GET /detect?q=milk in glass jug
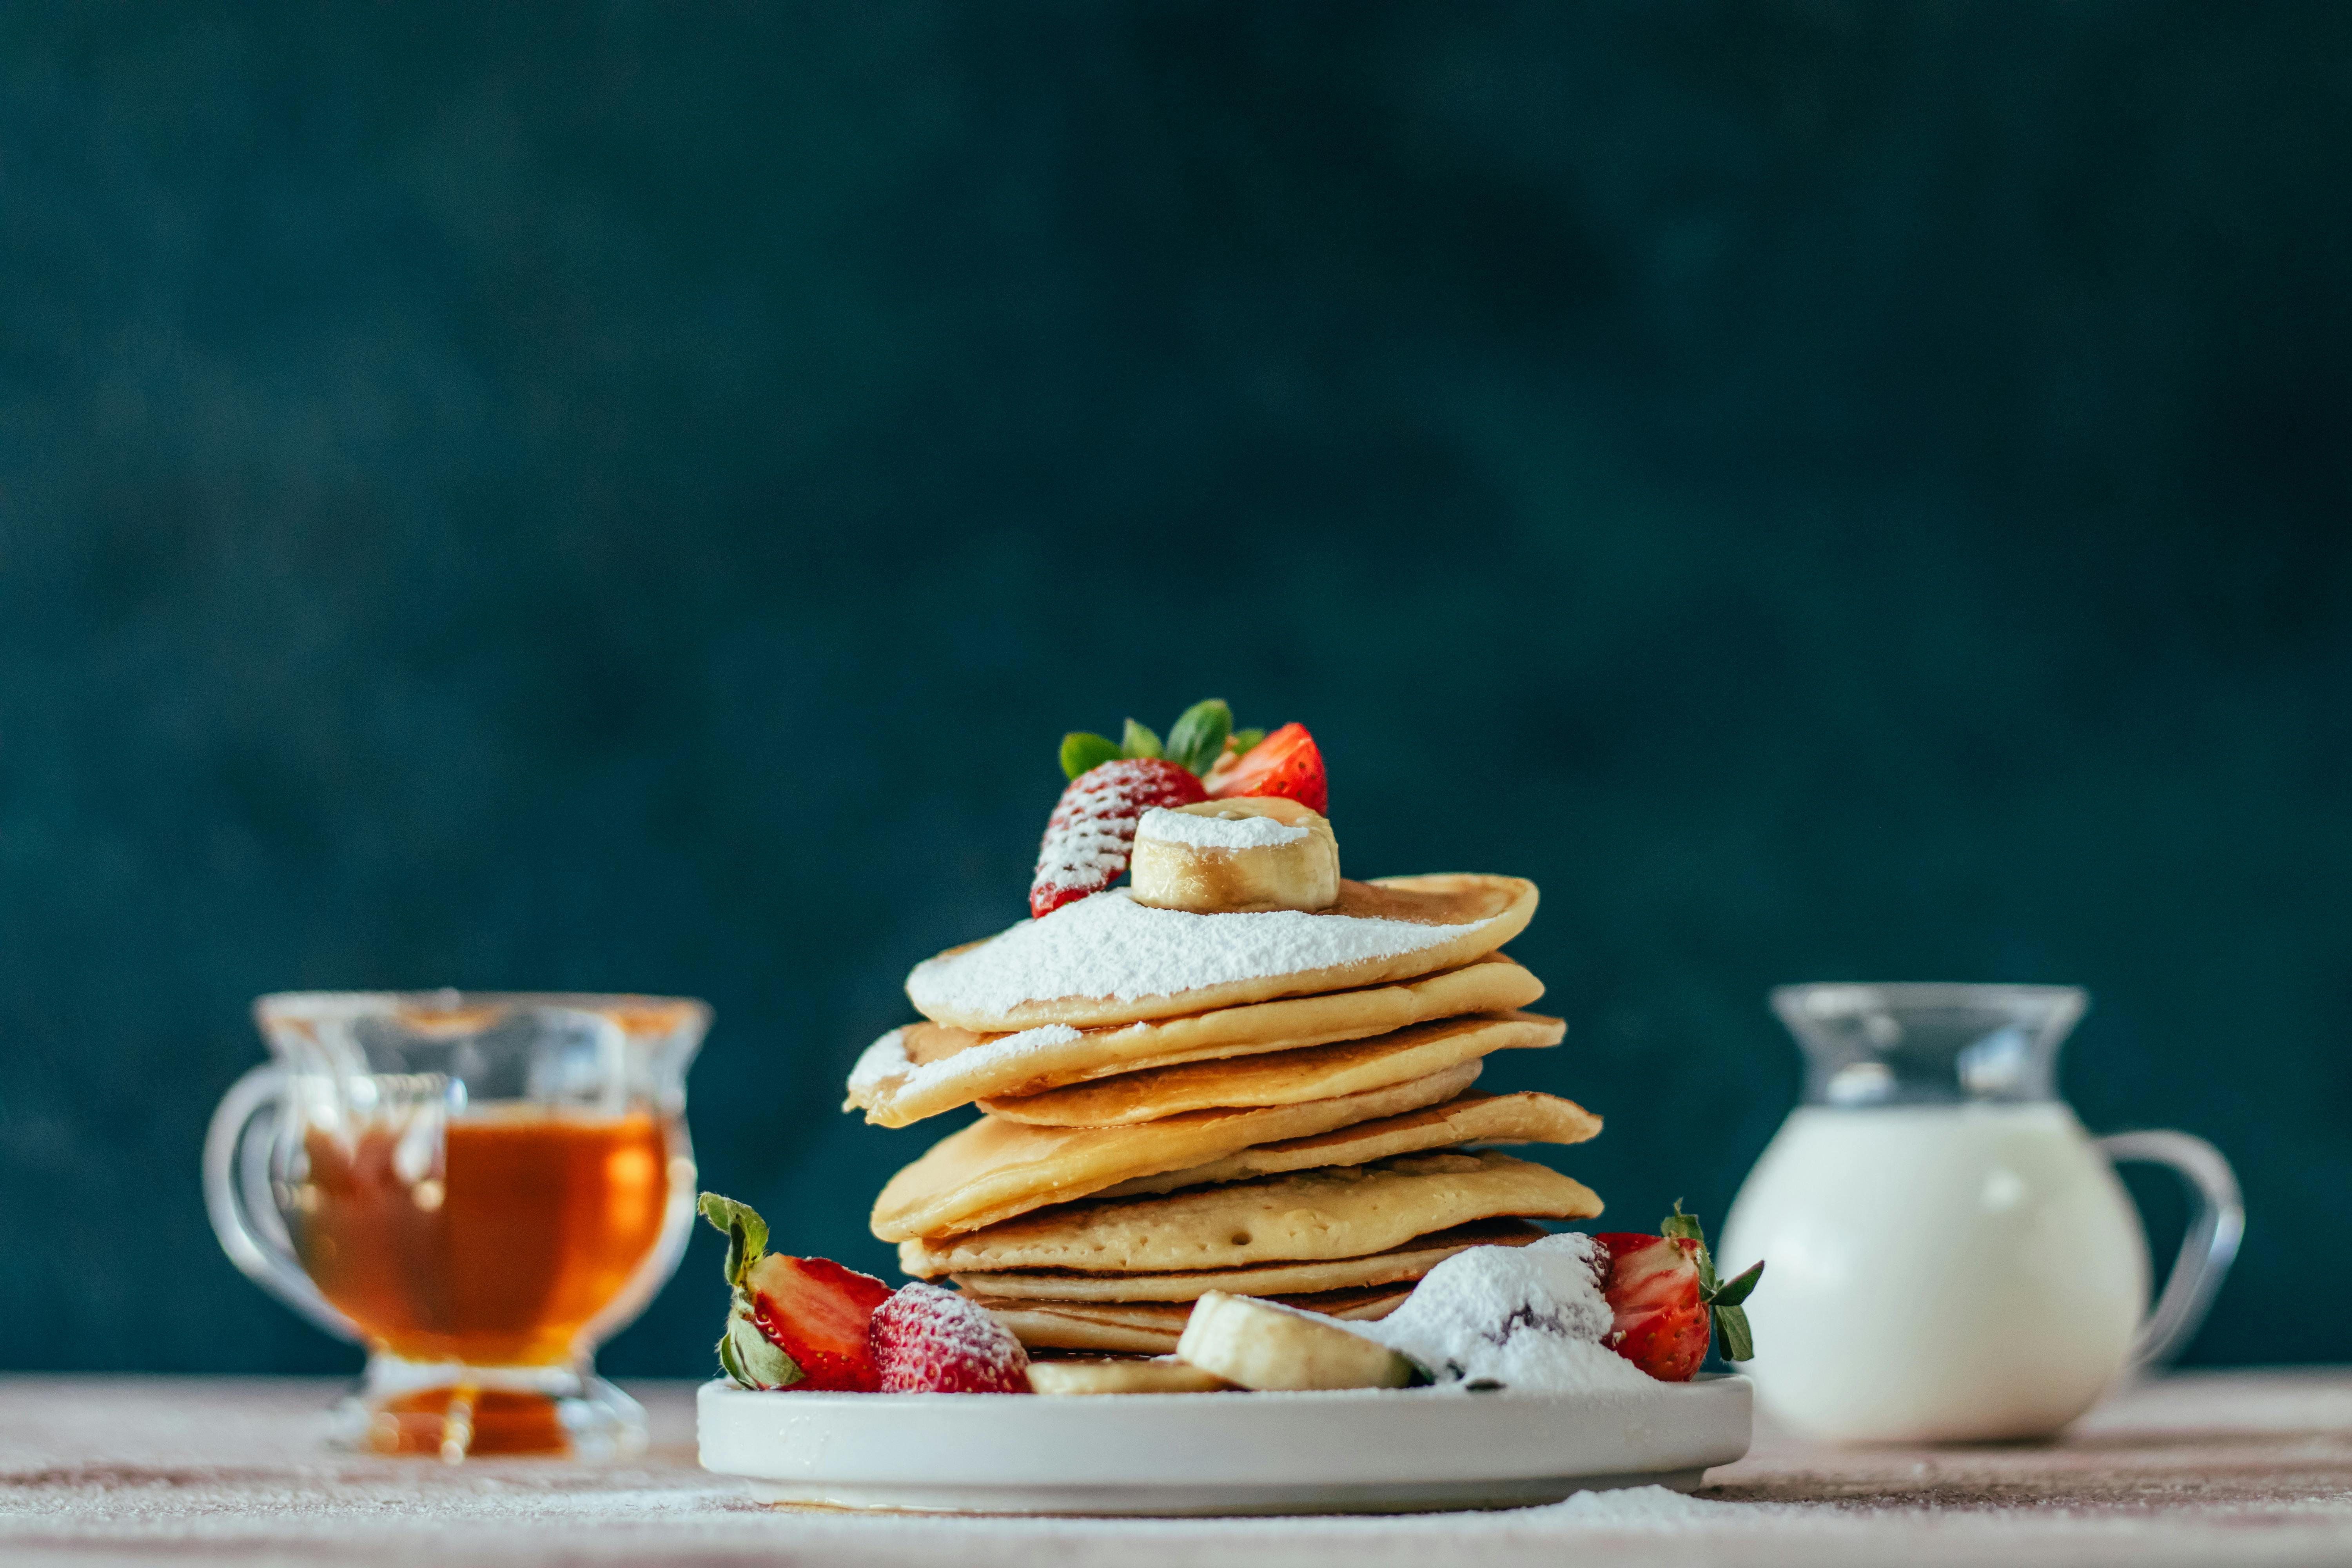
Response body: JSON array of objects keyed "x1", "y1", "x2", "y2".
[{"x1": 1720, "y1": 984, "x2": 2241, "y2": 1444}]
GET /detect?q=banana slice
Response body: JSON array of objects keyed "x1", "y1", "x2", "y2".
[
  {"x1": 1173, "y1": 1290, "x2": 1414, "y2": 1392},
  {"x1": 1129, "y1": 798, "x2": 1340, "y2": 914},
  {"x1": 1025, "y1": 1357, "x2": 1234, "y2": 1396}
]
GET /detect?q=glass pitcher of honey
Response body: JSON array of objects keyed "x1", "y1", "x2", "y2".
[{"x1": 204, "y1": 992, "x2": 707, "y2": 1459}]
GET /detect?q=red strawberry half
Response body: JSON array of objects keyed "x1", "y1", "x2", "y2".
[
  {"x1": 698, "y1": 1193, "x2": 895, "y2": 1392},
  {"x1": 869, "y1": 1284, "x2": 1032, "y2": 1394},
  {"x1": 1591, "y1": 1206, "x2": 1762, "y2": 1382},
  {"x1": 743, "y1": 1253, "x2": 897, "y2": 1392},
  {"x1": 1030, "y1": 757, "x2": 1207, "y2": 918},
  {"x1": 1207, "y1": 722, "x2": 1328, "y2": 816}
]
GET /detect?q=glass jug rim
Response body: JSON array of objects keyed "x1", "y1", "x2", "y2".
[
  {"x1": 1770, "y1": 980, "x2": 2087, "y2": 1107},
  {"x1": 254, "y1": 989, "x2": 712, "y2": 1045},
  {"x1": 1771, "y1": 980, "x2": 2087, "y2": 1013}
]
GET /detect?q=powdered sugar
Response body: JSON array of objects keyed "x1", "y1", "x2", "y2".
[
  {"x1": 907, "y1": 889, "x2": 1486, "y2": 1019},
  {"x1": 1539, "y1": 1483, "x2": 1752, "y2": 1526},
  {"x1": 847, "y1": 1028, "x2": 913, "y2": 1099},
  {"x1": 1355, "y1": 1235, "x2": 1655, "y2": 1395},
  {"x1": 1135, "y1": 807, "x2": 1310, "y2": 850},
  {"x1": 849, "y1": 1023, "x2": 1083, "y2": 1100},
  {"x1": 1033, "y1": 816, "x2": 1132, "y2": 890},
  {"x1": 1030, "y1": 760, "x2": 1207, "y2": 915}
]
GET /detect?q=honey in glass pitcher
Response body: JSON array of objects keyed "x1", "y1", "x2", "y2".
[
  {"x1": 296, "y1": 1109, "x2": 676, "y2": 1367},
  {"x1": 205, "y1": 993, "x2": 707, "y2": 1460}
]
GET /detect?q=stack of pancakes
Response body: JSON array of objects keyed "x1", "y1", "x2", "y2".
[{"x1": 845, "y1": 874, "x2": 1605, "y2": 1354}]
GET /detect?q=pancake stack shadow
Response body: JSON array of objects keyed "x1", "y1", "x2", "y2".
[{"x1": 845, "y1": 875, "x2": 1605, "y2": 1356}]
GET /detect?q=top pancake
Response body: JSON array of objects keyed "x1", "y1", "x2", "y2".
[
  {"x1": 904, "y1": 875, "x2": 1539, "y2": 1031},
  {"x1": 847, "y1": 955, "x2": 1542, "y2": 1127}
]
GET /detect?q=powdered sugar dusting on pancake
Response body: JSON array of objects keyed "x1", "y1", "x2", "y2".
[
  {"x1": 907, "y1": 889, "x2": 1485, "y2": 1020},
  {"x1": 849, "y1": 1022, "x2": 1083, "y2": 1102}
]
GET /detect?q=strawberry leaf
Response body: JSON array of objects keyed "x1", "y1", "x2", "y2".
[
  {"x1": 1708, "y1": 1259, "x2": 1764, "y2": 1309},
  {"x1": 716, "y1": 1327, "x2": 751, "y2": 1387},
  {"x1": 1661, "y1": 1201, "x2": 1721, "y2": 1294},
  {"x1": 1165, "y1": 699, "x2": 1232, "y2": 775},
  {"x1": 1229, "y1": 727, "x2": 1266, "y2": 755},
  {"x1": 721, "y1": 1297, "x2": 804, "y2": 1388},
  {"x1": 699, "y1": 1192, "x2": 768, "y2": 1292},
  {"x1": 1120, "y1": 718, "x2": 1162, "y2": 759},
  {"x1": 1712, "y1": 1301, "x2": 1756, "y2": 1363},
  {"x1": 1060, "y1": 731, "x2": 1122, "y2": 780}
]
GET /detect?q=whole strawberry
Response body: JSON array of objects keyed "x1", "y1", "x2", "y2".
[
  {"x1": 869, "y1": 1283, "x2": 1032, "y2": 1394},
  {"x1": 1591, "y1": 1205, "x2": 1762, "y2": 1382},
  {"x1": 1031, "y1": 757, "x2": 1208, "y2": 917}
]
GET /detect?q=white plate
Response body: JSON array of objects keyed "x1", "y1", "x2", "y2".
[{"x1": 697, "y1": 1374, "x2": 1752, "y2": 1515}]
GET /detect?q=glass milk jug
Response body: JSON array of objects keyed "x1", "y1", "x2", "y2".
[{"x1": 1720, "y1": 984, "x2": 2241, "y2": 1444}]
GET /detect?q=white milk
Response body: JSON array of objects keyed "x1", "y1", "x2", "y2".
[{"x1": 1720, "y1": 1102, "x2": 2148, "y2": 1443}]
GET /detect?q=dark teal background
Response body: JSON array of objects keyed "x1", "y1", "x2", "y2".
[{"x1": 3, "y1": 2, "x2": 2346, "y2": 1376}]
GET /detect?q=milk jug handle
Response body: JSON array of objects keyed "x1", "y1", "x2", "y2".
[
  {"x1": 2096, "y1": 1129, "x2": 2244, "y2": 1369},
  {"x1": 202, "y1": 1065, "x2": 360, "y2": 1343}
]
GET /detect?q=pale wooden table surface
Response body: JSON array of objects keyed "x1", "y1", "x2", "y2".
[{"x1": 8, "y1": 1371, "x2": 2352, "y2": 1566}]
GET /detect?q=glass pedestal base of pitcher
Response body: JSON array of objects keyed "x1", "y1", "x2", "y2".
[{"x1": 327, "y1": 1353, "x2": 648, "y2": 1461}]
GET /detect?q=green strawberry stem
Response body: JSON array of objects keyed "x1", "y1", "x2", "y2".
[
  {"x1": 1662, "y1": 1201, "x2": 1763, "y2": 1365},
  {"x1": 699, "y1": 1192, "x2": 768, "y2": 1292},
  {"x1": 697, "y1": 1192, "x2": 806, "y2": 1388},
  {"x1": 1060, "y1": 731, "x2": 1123, "y2": 779},
  {"x1": 1163, "y1": 699, "x2": 1232, "y2": 774},
  {"x1": 1058, "y1": 699, "x2": 1253, "y2": 780}
]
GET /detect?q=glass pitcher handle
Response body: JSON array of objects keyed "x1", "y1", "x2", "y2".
[
  {"x1": 2095, "y1": 1129, "x2": 2244, "y2": 1369},
  {"x1": 202, "y1": 1064, "x2": 359, "y2": 1343}
]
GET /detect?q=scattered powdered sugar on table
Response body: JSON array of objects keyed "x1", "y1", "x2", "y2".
[
  {"x1": 1134, "y1": 806, "x2": 1310, "y2": 850},
  {"x1": 849, "y1": 1022, "x2": 1084, "y2": 1099},
  {"x1": 1536, "y1": 1484, "x2": 1761, "y2": 1527},
  {"x1": 1354, "y1": 1234, "x2": 1654, "y2": 1395},
  {"x1": 907, "y1": 889, "x2": 1484, "y2": 1016}
]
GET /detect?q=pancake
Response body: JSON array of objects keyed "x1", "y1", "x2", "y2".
[
  {"x1": 869, "y1": 1062, "x2": 1484, "y2": 1242},
  {"x1": 976, "y1": 1311, "x2": 1170, "y2": 1355},
  {"x1": 898, "y1": 1151, "x2": 1602, "y2": 1277},
  {"x1": 906, "y1": 875, "x2": 1539, "y2": 1032},
  {"x1": 974, "y1": 1284, "x2": 1412, "y2": 1355},
  {"x1": 979, "y1": 1011, "x2": 1562, "y2": 1126},
  {"x1": 847, "y1": 955, "x2": 1543, "y2": 1127},
  {"x1": 1089, "y1": 1090, "x2": 1601, "y2": 1199},
  {"x1": 952, "y1": 1216, "x2": 1545, "y2": 1303}
]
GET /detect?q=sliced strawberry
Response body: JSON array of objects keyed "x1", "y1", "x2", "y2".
[
  {"x1": 744, "y1": 1253, "x2": 896, "y2": 1392},
  {"x1": 1591, "y1": 1233, "x2": 1710, "y2": 1381},
  {"x1": 1030, "y1": 757, "x2": 1207, "y2": 917},
  {"x1": 869, "y1": 1284, "x2": 1032, "y2": 1394},
  {"x1": 1592, "y1": 1206, "x2": 1762, "y2": 1381},
  {"x1": 697, "y1": 1192, "x2": 896, "y2": 1392},
  {"x1": 1207, "y1": 722, "x2": 1327, "y2": 816}
]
